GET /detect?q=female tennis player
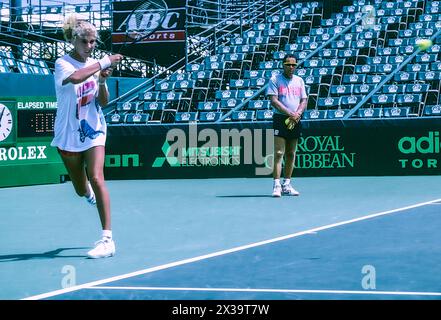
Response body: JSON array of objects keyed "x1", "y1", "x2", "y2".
[{"x1": 51, "y1": 15, "x2": 123, "y2": 258}]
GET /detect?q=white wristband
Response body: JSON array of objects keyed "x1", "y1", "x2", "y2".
[{"x1": 98, "y1": 56, "x2": 111, "y2": 70}]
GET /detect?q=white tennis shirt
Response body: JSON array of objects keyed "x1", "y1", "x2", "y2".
[{"x1": 51, "y1": 55, "x2": 107, "y2": 152}]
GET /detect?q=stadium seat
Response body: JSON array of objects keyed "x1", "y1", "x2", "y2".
[
  {"x1": 141, "y1": 99, "x2": 163, "y2": 110},
  {"x1": 327, "y1": 108, "x2": 350, "y2": 119},
  {"x1": 358, "y1": 108, "x2": 383, "y2": 118},
  {"x1": 423, "y1": 105, "x2": 441, "y2": 116},
  {"x1": 371, "y1": 94, "x2": 396, "y2": 107},
  {"x1": 353, "y1": 84, "x2": 376, "y2": 94},
  {"x1": 330, "y1": 84, "x2": 352, "y2": 96},
  {"x1": 340, "y1": 95, "x2": 362, "y2": 108},
  {"x1": 383, "y1": 84, "x2": 405, "y2": 94},
  {"x1": 407, "y1": 63, "x2": 429, "y2": 72},
  {"x1": 405, "y1": 83, "x2": 430, "y2": 93},
  {"x1": 175, "y1": 112, "x2": 197, "y2": 123},
  {"x1": 125, "y1": 113, "x2": 149, "y2": 124},
  {"x1": 197, "y1": 101, "x2": 219, "y2": 111},
  {"x1": 138, "y1": 91, "x2": 160, "y2": 101},
  {"x1": 116, "y1": 101, "x2": 140, "y2": 113},
  {"x1": 383, "y1": 107, "x2": 410, "y2": 117},
  {"x1": 317, "y1": 97, "x2": 339, "y2": 109},
  {"x1": 248, "y1": 100, "x2": 270, "y2": 110},
  {"x1": 199, "y1": 112, "x2": 222, "y2": 122},
  {"x1": 302, "y1": 109, "x2": 327, "y2": 120},
  {"x1": 343, "y1": 74, "x2": 366, "y2": 84},
  {"x1": 155, "y1": 81, "x2": 174, "y2": 91},
  {"x1": 220, "y1": 98, "x2": 242, "y2": 109},
  {"x1": 105, "y1": 113, "x2": 123, "y2": 124},
  {"x1": 256, "y1": 109, "x2": 274, "y2": 120},
  {"x1": 231, "y1": 110, "x2": 255, "y2": 121}
]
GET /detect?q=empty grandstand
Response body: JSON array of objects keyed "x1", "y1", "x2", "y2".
[{"x1": 99, "y1": 0, "x2": 441, "y2": 125}]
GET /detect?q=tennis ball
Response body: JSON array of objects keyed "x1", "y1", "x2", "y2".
[
  {"x1": 285, "y1": 118, "x2": 294, "y2": 130},
  {"x1": 416, "y1": 39, "x2": 433, "y2": 51}
]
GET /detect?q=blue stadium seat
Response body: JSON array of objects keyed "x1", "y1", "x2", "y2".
[
  {"x1": 317, "y1": 97, "x2": 339, "y2": 109},
  {"x1": 199, "y1": 112, "x2": 222, "y2": 122},
  {"x1": 358, "y1": 108, "x2": 383, "y2": 118},
  {"x1": 330, "y1": 84, "x2": 352, "y2": 96},
  {"x1": 175, "y1": 112, "x2": 197, "y2": 123},
  {"x1": 174, "y1": 80, "x2": 195, "y2": 91},
  {"x1": 327, "y1": 108, "x2": 350, "y2": 119},
  {"x1": 116, "y1": 101, "x2": 140, "y2": 113},
  {"x1": 371, "y1": 94, "x2": 396, "y2": 106},
  {"x1": 340, "y1": 95, "x2": 362, "y2": 108},
  {"x1": 105, "y1": 113, "x2": 123, "y2": 124},
  {"x1": 155, "y1": 81, "x2": 174, "y2": 91},
  {"x1": 231, "y1": 110, "x2": 255, "y2": 121},
  {"x1": 143, "y1": 102, "x2": 165, "y2": 112},
  {"x1": 343, "y1": 74, "x2": 366, "y2": 84},
  {"x1": 353, "y1": 84, "x2": 376, "y2": 94},
  {"x1": 382, "y1": 84, "x2": 405, "y2": 94},
  {"x1": 407, "y1": 63, "x2": 429, "y2": 72},
  {"x1": 256, "y1": 109, "x2": 274, "y2": 120},
  {"x1": 302, "y1": 109, "x2": 327, "y2": 120},
  {"x1": 125, "y1": 113, "x2": 149, "y2": 124},
  {"x1": 423, "y1": 105, "x2": 441, "y2": 116},
  {"x1": 248, "y1": 100, "x2": 270, "y2": 110},
  {"x1": 138, "y1": 91, "x2": 159, "y2": 101},
  {"x1": 220, "y1": 98, "x2": 242, "y2": 109},
  {"x1": 197, "y1": 101, "x2": 219, "y2": 111},
  {"x1": 383, "y1": 107, "x2": 410, "y2": 117}
]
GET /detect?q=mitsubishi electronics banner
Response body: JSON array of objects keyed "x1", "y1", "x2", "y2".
[{"x1": 112, "y1": 0, "x2": 185, "y2": 64}]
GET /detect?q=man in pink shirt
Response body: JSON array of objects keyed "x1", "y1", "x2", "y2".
[{"x1": 266, "y1": 54, "x2": 308, "y2": 197}]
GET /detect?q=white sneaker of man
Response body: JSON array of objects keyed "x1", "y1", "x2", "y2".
[
  {"x1": 282, "y1": 183, "x2": 300, "y2": 196},
  {"x1": 87, "y1": 238, "x2": 115, "y2": 259},
  {"x1": 272, "y1": 184, "x2": 282, "y2": 197}
]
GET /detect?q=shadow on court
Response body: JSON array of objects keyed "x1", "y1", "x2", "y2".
[
  {"x1": 216, "y1": 195, "x2": 274, "y2": 198},
  {"x1": 0, "y1": 248, "x2": 89, "y2": 262}
]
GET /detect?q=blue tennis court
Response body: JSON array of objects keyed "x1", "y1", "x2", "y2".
[{"x1": 1, "y1": 176, "x2": 441, "y2": 300}]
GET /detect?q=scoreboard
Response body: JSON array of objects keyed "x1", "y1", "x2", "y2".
[{"x1": 17, "y1": 98, "x2": 57, "y2": 138}]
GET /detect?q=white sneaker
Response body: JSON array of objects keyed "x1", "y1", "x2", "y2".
[
  {"x1": 272, "y1": 184, "x2": 282, "y2": 197},
  {"x1": 85, "y1": 182, "x2": 96, "y2": 206},
  {"x1": 282, "y1": 183, "x2": 300, "y2": 196},
  {"x1": 87, "y1": 238, "x2": 115, "y2": 259}
]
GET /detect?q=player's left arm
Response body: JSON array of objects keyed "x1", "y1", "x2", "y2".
[{"x1": 293, "y1": 98, "x2": 307, "y2": 123}]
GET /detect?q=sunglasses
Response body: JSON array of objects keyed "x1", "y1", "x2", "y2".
[{"x1": 283, "y1": 63, "x2": 297, "y2": 67}]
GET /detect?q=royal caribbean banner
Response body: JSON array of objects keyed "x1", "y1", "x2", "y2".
[
  {"x1": 104, "y1": 118, "x2": 441, "y2": 180},
  {"x1": 112, "y1": 0, "x2": 185, "y2": 64}
]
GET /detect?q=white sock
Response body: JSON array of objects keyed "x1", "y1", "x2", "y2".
[
  {"x1": 86, "y1": 183, "x2": 95, "y2": 199},
  {"x1": 274, "y1": 179, "x2": 281, "y2": 186},
  {"x1": 284, "y1": 178, "x2": 291, "y2": 185},
  {"x1": 102, "y1": 230, "x2": 112, "y2": 240}
]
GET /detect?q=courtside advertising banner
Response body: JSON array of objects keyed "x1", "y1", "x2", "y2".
[{"x1": 104, "y1": 119, "x2": 441, "y2": 179}]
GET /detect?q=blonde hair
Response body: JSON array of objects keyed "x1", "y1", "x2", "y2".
[{"x1": 62, "y1": 14, "x2": 98, "y2": 43}]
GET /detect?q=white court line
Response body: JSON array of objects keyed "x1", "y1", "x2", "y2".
[
  {"x1": 89, "y1": 286, "x2": 441, "y2": 297},
  {"x1": 23, "y1": 198, "x2": 441, "y2": 300}
]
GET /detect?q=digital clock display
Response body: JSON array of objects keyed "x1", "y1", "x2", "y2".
[{"x1": 18, "y1": 109, "x2": 56, "y2": 137}]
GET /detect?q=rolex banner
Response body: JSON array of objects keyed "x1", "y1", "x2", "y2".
[
  {"x1": 112, "y1": 0, "x2": 185, "y2": 64},
  {"x1": 104, "y1": 118, "x2": 441, "y2": 179}
]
